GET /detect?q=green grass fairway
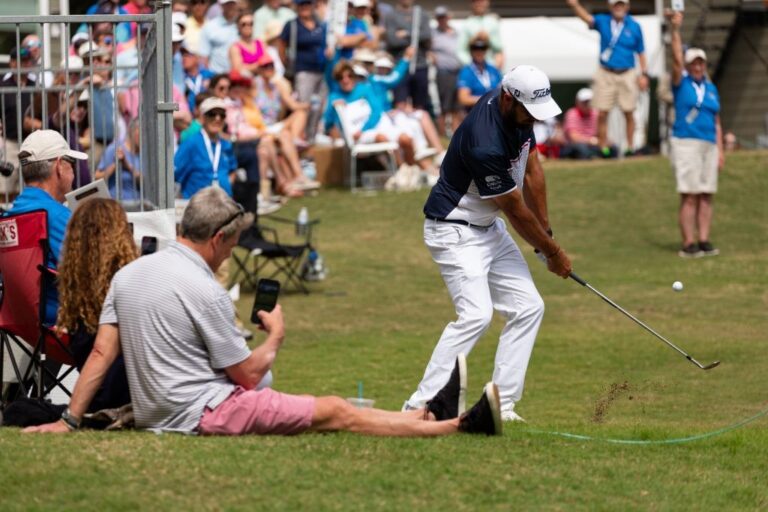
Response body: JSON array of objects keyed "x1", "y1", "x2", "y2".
[{"x1": 2, "y1": 152, "x2": 767, "y2": 511}]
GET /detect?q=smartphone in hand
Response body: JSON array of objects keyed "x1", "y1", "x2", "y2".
[
  {"x1": 251, "y1": 279, "x2": 280, "y2": 325},
  {"x1": 141, "y1": 236, "x2": 158, "y2": 256}
]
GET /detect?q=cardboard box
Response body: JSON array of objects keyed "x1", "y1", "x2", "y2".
[{"x1": 313, "y1": 146, "x2": 346, "y2": 187}]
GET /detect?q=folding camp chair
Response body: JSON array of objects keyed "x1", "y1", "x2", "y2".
[
  {"x1": 0, "y1": 210, "x2": 76, "y2": 407},
  {"x1": 335, "y1": 102, "x2": 398, "y2": 191},
  {"x1": 229, "y1": 215, "x2": 320, "y2": 295}
]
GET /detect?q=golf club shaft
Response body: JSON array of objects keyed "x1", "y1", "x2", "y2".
[{"x1": 569, "y1": 272, "x2": 714, "y2": 369}]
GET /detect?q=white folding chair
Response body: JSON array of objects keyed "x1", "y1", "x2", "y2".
[{"x1": 334, "y1": 102, "x2": 398, "y2": 191}]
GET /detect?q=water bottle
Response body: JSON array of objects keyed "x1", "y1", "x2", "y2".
[
  {"x1": 307, "y1": 94, "x2": 322, "y2": 143},
  {"x1": 296, "y1": 206, "x2": 309, "y2": 236}
]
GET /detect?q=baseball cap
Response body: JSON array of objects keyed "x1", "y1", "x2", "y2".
[
  {"x1": 374, "y1": 57, "x2": 393, "y2": 69},
  {"x1": 256, "y1": 53, "x2": 274, "y2": 67},
  {"x1": 228, "y1": 71, "x2": 252, "y2": 88},
  {"x1": 218, "y1": 0, "x2": 237, "y2": 4},
  {"x1": 171, "y1": 23, "x2": 185, "y2": 43},
  {"x1": 77, "y1": 41, "x2": 109, "y2": 59},
  {"x1": 435, "y1": 6, "x2": 448, "y2": 17},
  {"x1": 263, "y1": 20, "x2": 283, "y2": 42},
  {"x1": 172, "y1": 11, "x2": 188, "y2": 29},
  {"x1": 353, "y1": 48, "x2": 377, "y2": 63},
  {"x1": 199, "y1": 97, "x2": 228, "y2": 115},
  {"x1": 62, "y1": 55, "x2": 85, "y2": 72},
  {"x1": 608, "y1": 0, "x2": 628, "y2": 5},
  {"x1": 71, "y1": 32, "x2": 90, "y2": 47},
  {"x1": 352, "y1": 64, "x2": 369, "y2": 78},
  {"x1": 684, "y1": 48, "x2": 707, "y2": 64},
  {"x1": 19, "y1": 130, "x2": 88, "y2": 164},
  {"x1": 351, "y1": 0, "x2": 370, "y2": 6},
  {"x1": 576, "y1": 87, "x2": 593, "y2": 102},
  {"x1": 501, "y1": 65, "x2": 562, "y2": 121}
]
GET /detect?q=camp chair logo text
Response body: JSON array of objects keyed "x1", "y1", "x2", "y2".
[{"x1": 0, "y1": 219, "x2": 19, "y2": 248}]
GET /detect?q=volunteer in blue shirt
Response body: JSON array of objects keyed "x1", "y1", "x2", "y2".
[
  {"x1": 5, "y1": 130, "x2": 88, "y2": 325},
  {"x1": 403, "y1": 66, "x2": 572, "y2": 423},
  {"x1": 667, "y1": 10, "x2": 723, "y2": 258},
  {"x1": 456, "y1": 36, "x2": 502, "y2": 111},
  {"x1": 567, "y1": 0, "x2": 649, "y2": 155},
  {"x1": 175, "y1": 97, "x2": 238, "y2": 198}
]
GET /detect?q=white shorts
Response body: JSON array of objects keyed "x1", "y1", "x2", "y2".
[{"x1": 670, "y1": 137, "x2": 719, "y2": 194}]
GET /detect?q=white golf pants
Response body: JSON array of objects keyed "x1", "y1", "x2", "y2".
[{"x1": 407, "y1": 218, "x2": 544, "y2": 410}]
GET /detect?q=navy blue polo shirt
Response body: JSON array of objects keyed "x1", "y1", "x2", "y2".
[
  {"x1": 280, "y1": 17, "x2": 327, "y2": 74},
  {"x1": 424, "y1": 88, "x2": 536, "y2": 227}
]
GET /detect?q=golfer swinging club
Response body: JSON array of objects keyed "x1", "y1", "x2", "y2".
[{"x1": 403, "y1": 65, "x2": 572, "y2": 422}]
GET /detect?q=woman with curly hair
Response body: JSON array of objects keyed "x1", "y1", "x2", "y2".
[{"x1": 57, "y1": 198, "x2": 137, "y2": 412}]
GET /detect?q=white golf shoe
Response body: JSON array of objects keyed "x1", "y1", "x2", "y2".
[{"x1": 500, "y1": 404, "x2": 526, "y2": 423}]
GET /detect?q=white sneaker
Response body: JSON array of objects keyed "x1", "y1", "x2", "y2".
[
  {"x1": 500, "y1": 404, "x2": 526, "y2": 423},
  {"x1": 258, "y1": 202, "x2": 281, "y2": 216}
]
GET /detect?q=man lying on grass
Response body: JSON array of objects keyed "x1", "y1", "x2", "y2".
[{"x1": 25, "y1": 187, "x2": 502, "y2": 437}]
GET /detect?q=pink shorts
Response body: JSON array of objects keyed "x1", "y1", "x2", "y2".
[{"x1": 198, "y1": 386, "x2": 315, "y2": 436}]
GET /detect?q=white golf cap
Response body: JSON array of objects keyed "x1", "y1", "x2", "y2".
[
  {"x1": 353, "y1": 48, "x2": 377, "y2": 63},
  {"x1": 576, "y1": 87, "x2": 593, "y2": 102},
  {"x1": 684, "y1": 47, "x2": 707, "y2": 64},
  {"x1": 199, "y1": 97, "x2": 228, "y2": 115},
  {"x1": 351, "y1": 0, "x2": 370, "y2": 6},
  {"x1": 61, "y1": 55, "x2": 84, "y2": 72},
  {"x1": 608, "y1": 0, "x2": 628, "y2": 5},
  {"x1": 171, "y1": 23, "x2": 185, "y2": 43},
  {"x1": 71, "y1": 32, "x2": 90, "y2": 46},
  {"x1": 77, "y1": 41, "x2": 108, "y2": 59},
  {"x1": 218, "y1": 0, "x2": 237, "y2": 4},
  {"x1": 352, "y1": 64, "x2": 369, "y2": 78},
  {"x1": 19, "y1": 130, "x2": 88, "y2": 164},
  {"x1": 501, "y1": 65, "x2": 562, "y2": 121},
  {"x1": 172, "y1": 11, "x2": 188, "y2": 29},
  {"x1": 374, "y1": 57, "x2": 393, "y2": 69},
  {"x1": 77, "y1": 89, "x2": 90, "y2": 103}
]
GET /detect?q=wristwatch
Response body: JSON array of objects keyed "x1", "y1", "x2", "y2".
[{"x1": 61, "y1": 407, "x2": 82, "y2": 431}]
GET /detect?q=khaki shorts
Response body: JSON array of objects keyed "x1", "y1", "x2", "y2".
[
  {"x1": 670, "y1": 137, "x2": 719, "y2": 194},
  {"x1": 592, "y1": 67, "x2": 639, "y2": 113}
]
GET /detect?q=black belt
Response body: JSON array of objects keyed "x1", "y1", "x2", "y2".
[
  {"x1": 426, "y1": 216, "x2": 494, "y2": 230},
  {"x1": 601, "y1": 66, "x2": 632, "y2": 74}
]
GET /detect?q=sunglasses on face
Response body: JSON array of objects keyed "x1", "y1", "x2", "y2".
[
  {"x1": 205, "y1": 110, "x2": 226, "y2": 120},
  {"x1": 216, "y1": 84, "x2": 230, "y2": 91},
  {"x1": 239, "y1": 21, "x2": 253, "y2": 27},
  {"x1": 61, "y1": 156, "x2": 77, "y2": 166}
]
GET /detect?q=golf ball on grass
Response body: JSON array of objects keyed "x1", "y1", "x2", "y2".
[{"x1": 672, "y1": 281, "x2": 684, "y2": 292}]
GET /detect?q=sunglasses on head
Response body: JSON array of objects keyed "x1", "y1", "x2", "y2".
[{"x1": 213, "y1": 202, "x2": 245, "y2": 235}]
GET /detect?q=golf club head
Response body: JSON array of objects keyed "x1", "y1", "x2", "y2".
[{"x1": 700, "y1": 361, "x2": 721, "y2": 370}]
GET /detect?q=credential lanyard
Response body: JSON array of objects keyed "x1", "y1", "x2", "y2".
[
  {"x1": 185, "y1": 74, "x2": 203, "y2": 94},
  {"x1": 471, "y1": 63, "x2": 491, "y2": 90},
  {"x1": 608, "y1": 20, "x2": 624, "y2": 50},
  {"x1": 201, "y1": 129, "x2": 221, "y2": 187},
  {"x1": 691, "y1": 80, "x2": 706, "y2": 109}
]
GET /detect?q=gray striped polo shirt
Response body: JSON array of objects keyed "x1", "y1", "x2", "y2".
[{"x1": 99, "y1": 241, "x2": 251, "y2": 433}]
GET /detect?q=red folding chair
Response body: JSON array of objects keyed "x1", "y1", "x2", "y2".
[{"x1": 0, "y1": 209, "x2": 75, "y2": 406}]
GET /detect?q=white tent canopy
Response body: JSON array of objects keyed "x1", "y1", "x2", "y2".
[{"x1": 449, "y1": 15, "x2": 664, "y2": 81}]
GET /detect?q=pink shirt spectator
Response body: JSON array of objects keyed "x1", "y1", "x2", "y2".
[{"x1": 563, "y1": 106, "x2": 598, "y2": 143}]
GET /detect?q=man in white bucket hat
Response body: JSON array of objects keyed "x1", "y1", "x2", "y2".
[{"x1": 404, "y1": 65, "x2": 572, "y2": 423}]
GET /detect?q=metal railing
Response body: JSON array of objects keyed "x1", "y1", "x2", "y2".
[{"x1": 0, "y1": 3, "x2": 175, "y2": 210}]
